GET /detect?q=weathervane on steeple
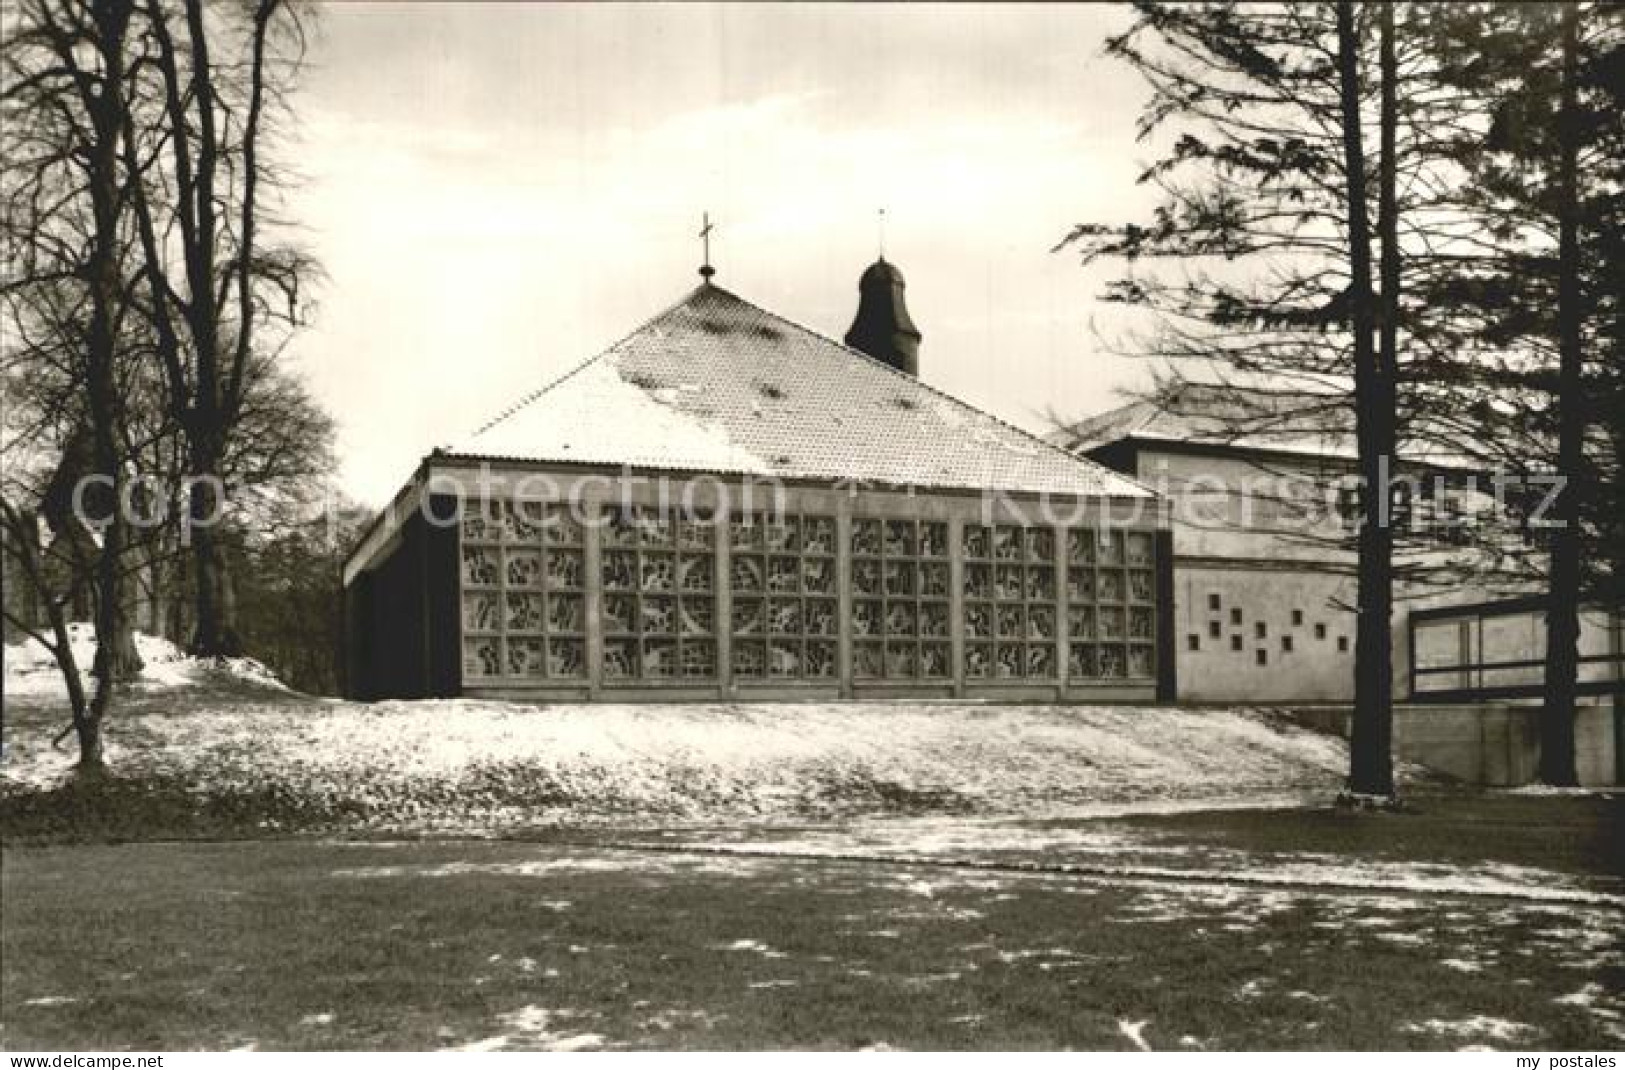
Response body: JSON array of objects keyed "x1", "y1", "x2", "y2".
[{"x1": 698, "y1": 212, "x2": 716, "y2": 280}]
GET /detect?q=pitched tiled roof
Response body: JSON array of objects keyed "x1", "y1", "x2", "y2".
[
  {"x1": 453, "y1": 283, "x2": 1150, "y2": 499},
  {"x1": 1046, "y1": 385, "x2": 1358, "y2": 461},
  {"x1": 1050, "y1": 385, "x2": 1494, "y2": 475}
]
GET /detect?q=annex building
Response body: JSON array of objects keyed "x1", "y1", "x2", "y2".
[{"x1": 1050, "y1": 386, "x2": 1623, "y2": 712}]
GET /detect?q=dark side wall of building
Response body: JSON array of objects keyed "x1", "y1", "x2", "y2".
[{"x1": 343, "y1": 495, "x2": 459, "y2": 700}]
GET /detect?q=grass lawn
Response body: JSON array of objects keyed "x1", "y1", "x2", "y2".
[
  {"x1": 3, "y1": 678, "x2": 1619, "y2": 1050},
  {"x1": 1110, "y1": 790, "x2": 1625, "y2": 878},
  {"x1": 3, "y1": 838, "x2": 1621, "y2": 1051}
]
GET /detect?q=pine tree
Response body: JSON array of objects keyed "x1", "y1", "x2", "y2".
[
  {"x1": 1417, "y1": 1, "x2": 1625, "y2": 783},
  {"x1": 1058, "y1": 1, "x2": 1406, "y2": 798}
]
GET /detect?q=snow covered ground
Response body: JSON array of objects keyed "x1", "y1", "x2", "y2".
[
  {"x1": 618, "y1": 821, "x2": 1625, "y2": 905},
  {"x1": 4, "y1": 627, "x2": 1358, "y2": 824},
  {"x1": 3, "y1": 624, "x2": 285, "y2": 698},
  {"x1": 2, "y1": 650, "x2": 1355, "y2": 826}
]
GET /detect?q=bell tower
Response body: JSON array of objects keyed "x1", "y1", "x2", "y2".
[{"x1": 844, "y1": 257, "x2": 922, "y2": 377}]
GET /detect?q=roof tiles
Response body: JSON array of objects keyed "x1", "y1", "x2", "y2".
[{"x1": 455, "y1": 283, "x2": 1150, "y2": 499}]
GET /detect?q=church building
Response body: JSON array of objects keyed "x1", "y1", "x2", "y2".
[{"x1": 341, "y1": 257, "x2": 1172, "y2": 703}]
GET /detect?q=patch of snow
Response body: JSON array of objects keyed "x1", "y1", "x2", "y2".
[
  {"x1": 331, "y1": 856, "x2": 767, "y2": 881},
  {"x1": 1077, "y1": 858, "x2": 1623, "y2": 907},
  {"x1": 996, "y1": 948, "x2": 1087, "y2": 965},
  {"x1": 1552, "y1": 982, "x2": 1625, "y2": 1039},
  {"x1": 1118, "y1": 1019, "x2": 1152, "y2": 1051},
  {"x1": 463, "y1": 356, "x2": 770, "y2": 474},
  {"x1": 716, "y1": 939, "x2": 787, "y2": 960},
  {"x1": 1440, "y1": 958, "x2": 1484, "y2": 973},
  {"x1": 21, "y1": 996, "x2": 78, "y2": 1007},
  {"x1": 1404, "y1": 1016, "x2": 1536, "y2": 1046},
  {"x1": 1555, "y1": 983, "x2": 1607, "y2": 1009},
  {"x1": 1376, "y1": 931, "x2": 1429, "y2": 946},
  {"x1": 449, "y1": 1006, "x2": 604, "y2": 1053},
  {"x1": 3, "y1": 624, "x2": 285, "y2": 705},
  {"x1": 640, "y1": 1008, "x2": 723, "y2": 1032},
  {"x1": 1503, "y1": 784, "x2": 1615, "y2": 797},
  {"x1": 298, "y1": 1012, "x2": 335, "y2": 1027}
]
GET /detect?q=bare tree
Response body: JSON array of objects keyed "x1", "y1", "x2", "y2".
[
  {"x1": 1, "y1": 0, "x2": 142, "y2": 770},
  {"x1": 119, "y1": 0, "x2": 315, "y2": 656}
]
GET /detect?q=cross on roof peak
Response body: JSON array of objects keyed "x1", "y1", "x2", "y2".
[{"x1": 698, "y1": 212, "x2": 716, "y2": 281}]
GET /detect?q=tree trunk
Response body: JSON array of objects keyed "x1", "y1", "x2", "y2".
[
  {"x1": 189, "y1": 463, "x2": 244, "y2": 657},
  {"x1": 55, "y1": 607, "x2": 103, "y2": 776},
  {"x1": 74, "y1": 706, "x2": 105, "y2": 775},
  {"x1": 99, "y1": 579, "x2": 144, "y2": 680},
  {"x1": 85, "y1": 0, "x2": 141, "y2": 688},
  {"x1": 1539, "y1": 0, "x2": 1584, "y2": 787},
  {"x1": 21, "y1": 511, "x2": 104, "y2": 775},
  {"x1": 164, "y1": 528, "x2": 189, "y2": 645},
  {"x1": 1340, "y1": 0, "x2": 1397, "y2": 799}
]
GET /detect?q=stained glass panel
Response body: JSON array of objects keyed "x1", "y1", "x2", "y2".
[
  {"x1": 600, "y1": 506, "x2": 718, "y2": 680},
  {"x1": 853, "y1": 517, "x2": 947, "y2": 680},
  {"x1": 1055, "y1": 526, "x2": 1157, "y2": 681},
  {"x1": 462, "y1": 547, "x2": 499, "y2": 587},
  {"x1": 463, "y1": 637, "x2": 500, "y2": 678},
  {"x1": 506, "y1": 593, "x2": 545, "y2": 632},
  {"x1": 507, "y1": 550, "x2": 543, "y2": 588},
  {"x1": 463, "y1": 592, "x2": 499, "y2": 633},
  {"x1": 732, "y1": 511, "x2": 838, "y2": 680},
  {"x1": 548, "y1": 639, "x2": 583, "y2": 677},
  {"x1": 507, "y1": 637, "x2": 546, "y2": 676},
  {"x1": 964, "y1": 523, "x2": 1056, "y2": 679},
  {"x1": 459, "y1": 501, "x2": 586, "y2": 680}
]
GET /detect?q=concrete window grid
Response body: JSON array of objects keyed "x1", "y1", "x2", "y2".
[
  {"x1": 732, "y1": 512, "x2": 838, "y2": 680},
  {"x1": 459, "y1": 501, "x2": 587, "y2": 682},
  {"x1": 600, "y1": 505, "x2": 717, "y2": 681}
]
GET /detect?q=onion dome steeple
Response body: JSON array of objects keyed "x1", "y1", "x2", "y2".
[{"x1": 844, "y1": 257, "x2": 921, "y2": 377}]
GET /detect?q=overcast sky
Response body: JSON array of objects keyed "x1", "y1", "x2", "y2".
[{"x1": 287, "y1": 2, "x2": 1162, "y2": 505}]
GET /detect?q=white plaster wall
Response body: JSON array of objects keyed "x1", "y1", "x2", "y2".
[
  {"x1": 1136, "y1": 445, "x2": 1582, "y2": 705},
  {"x1": 1173, "y1": 564, "x2": 1357, "y2": 703},
  {"x1": 1138, "y1": 450, "x2": 1352, "y2": 564}
]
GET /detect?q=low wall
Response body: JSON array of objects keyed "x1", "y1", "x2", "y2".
[{"x1": 1283, "y1": 701, "x2": 1621, "y2": 787}]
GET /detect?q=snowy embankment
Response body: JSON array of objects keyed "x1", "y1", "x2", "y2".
[
  {"x1": 4, "y1": 630, "x2": 1351, "y2": 830},
  {"x1": 4, "y1": 623, "x2": 285, "y2": 698}
]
